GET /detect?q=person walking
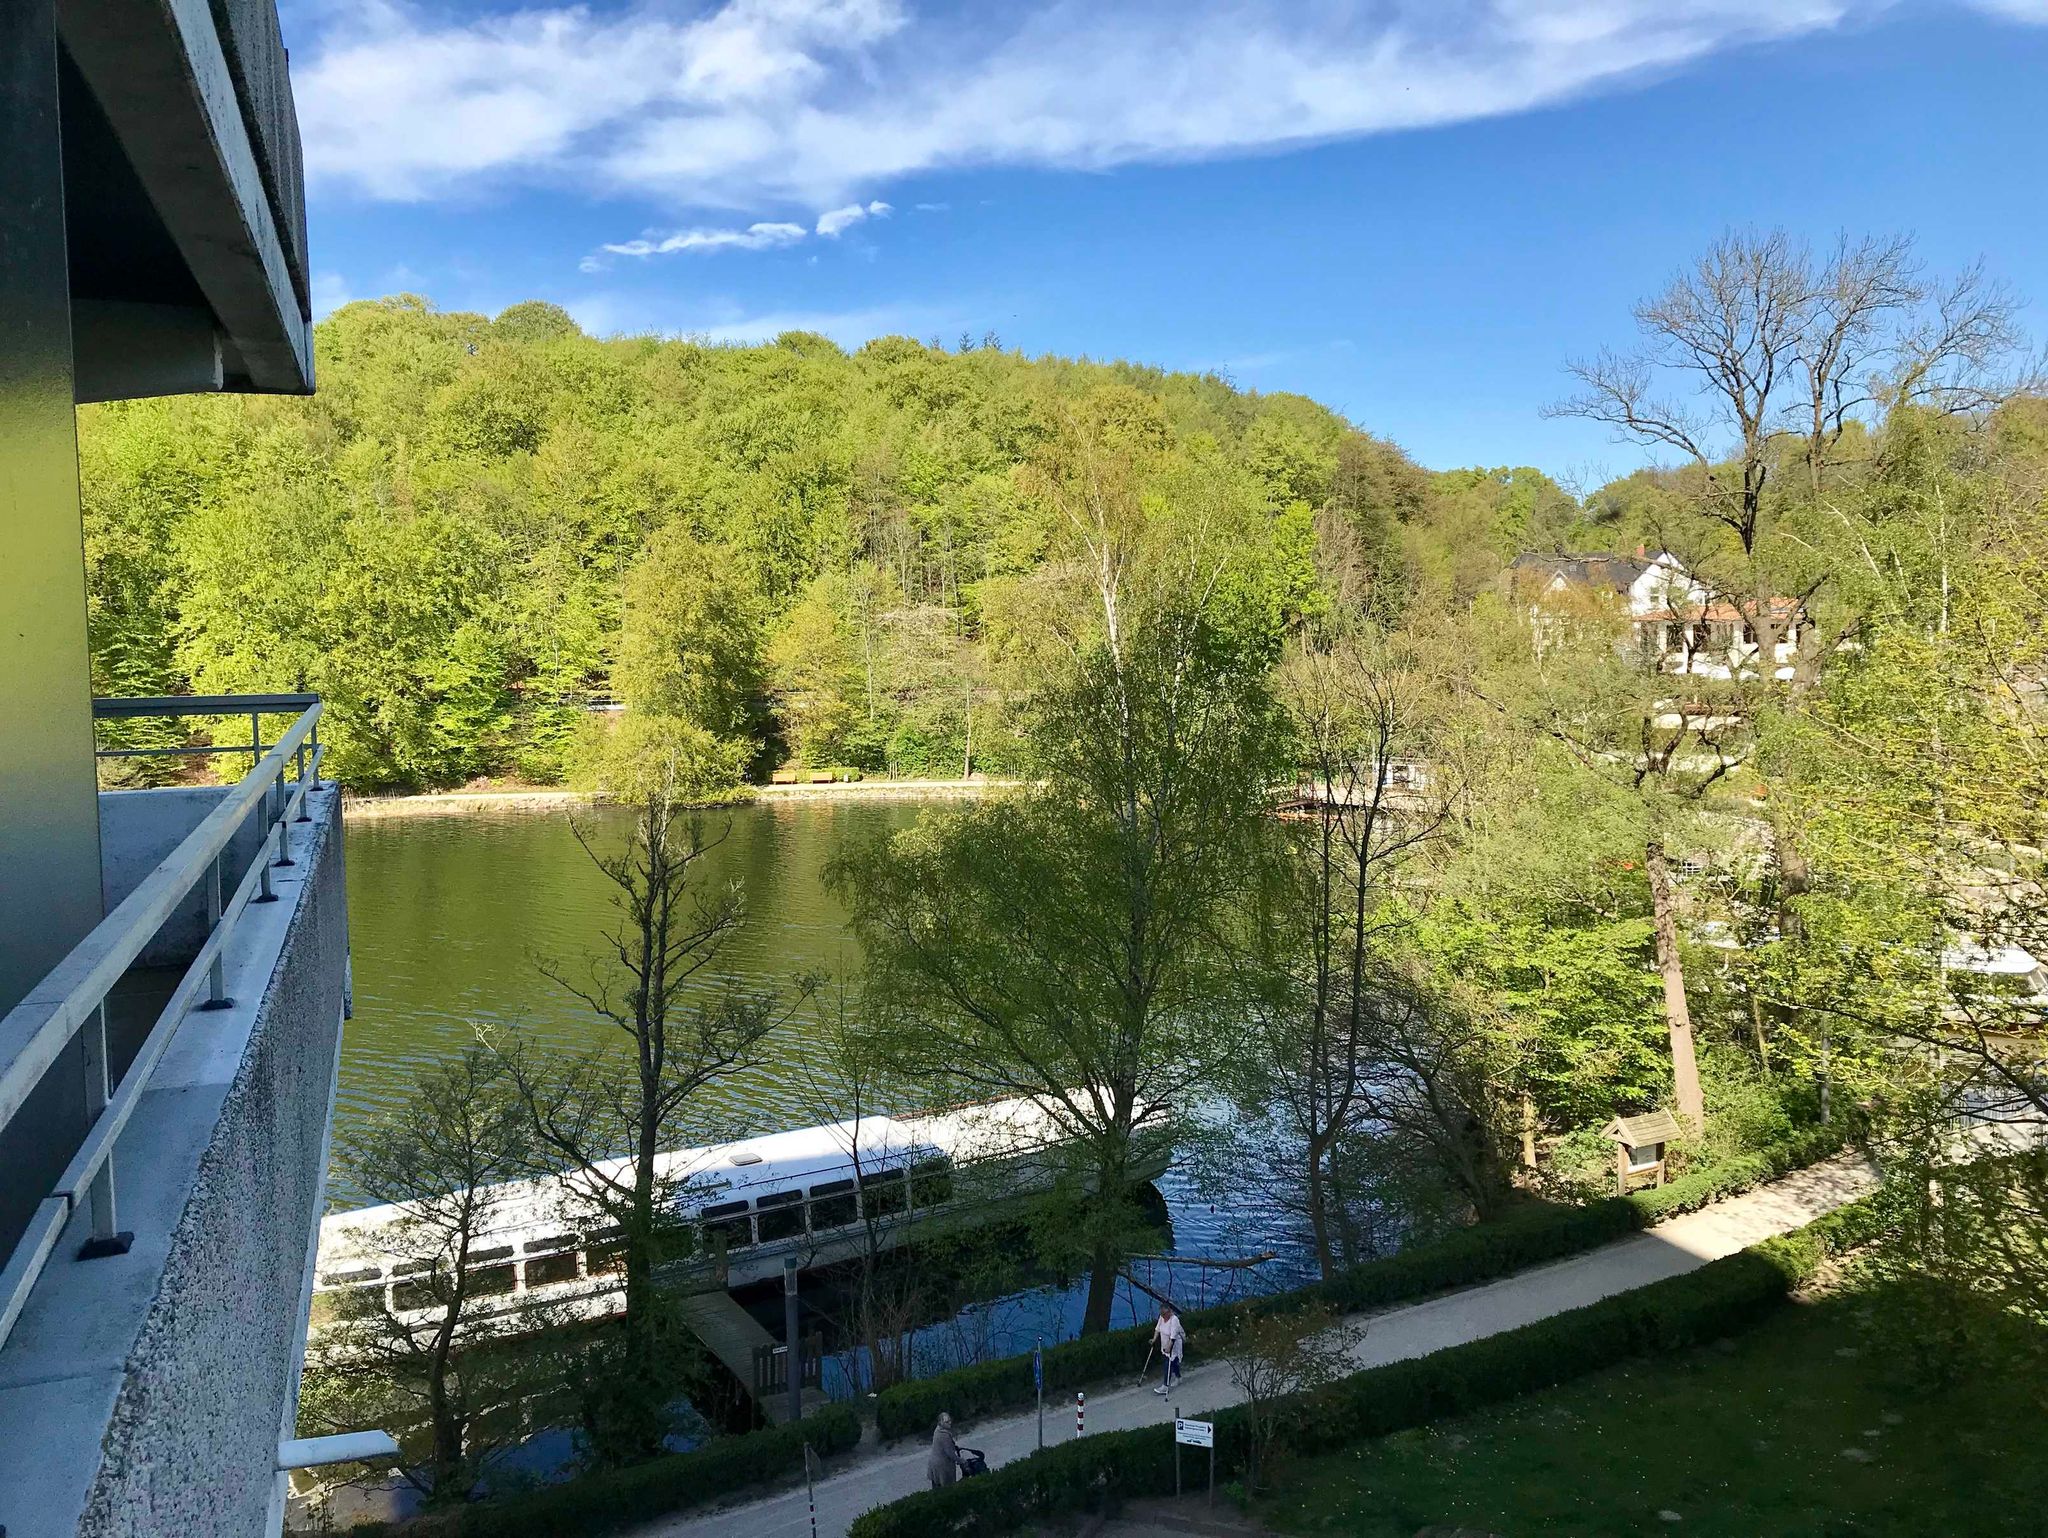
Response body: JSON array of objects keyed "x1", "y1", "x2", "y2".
[
  {"x1": 1151, "y1": 1301, "x2": 1186, "y2": 1395},
  {"x1": 927, "y1": 1412, "x2": 966, "y2": 1489}
]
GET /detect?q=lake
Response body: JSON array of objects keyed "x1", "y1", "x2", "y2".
[{"x1": 337, "y1": 798, "x2": 1319, "y2": 1382}]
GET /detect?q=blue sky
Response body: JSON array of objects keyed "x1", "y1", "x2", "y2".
[{"x1": 288, "y1": 0, "x2": 2048, "y2": 479}]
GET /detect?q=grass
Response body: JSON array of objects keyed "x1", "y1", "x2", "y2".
[{"x1": 1258, "y1": 1271, "x2": 2047, "y2": 1538}]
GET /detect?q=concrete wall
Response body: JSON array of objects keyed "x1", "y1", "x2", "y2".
[
  {"x1": 0, "y1": 789, "x2": 349, "y2": 1538},
  {"x1": 99, "y1": 786, "x2": 268, "y2": 964},
  {"x1": 0, "y1": 0, "x2": 105, "y2": 1025}
]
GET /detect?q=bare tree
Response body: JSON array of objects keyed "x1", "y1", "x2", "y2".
[
  {"x1": 506, "y1": 754, "x2": 811, "y2": 1463},
  {"x1": 299, "y1": 1045, "x2": 551, "y2": 1505},
  {"x1": 1553, "y1": 230, "x2": 2025, "y2": 562},
  {"x1": 1238, "y1": 627, "x2": 1463, "y2": 1275},
  {"x1": 783, "y1": 989, "x2": 949, "y2": 1396}
]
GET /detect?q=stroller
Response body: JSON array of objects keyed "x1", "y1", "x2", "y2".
[{"x1": 959, "y1": 1447, "x2": 989, "y2": 1479}]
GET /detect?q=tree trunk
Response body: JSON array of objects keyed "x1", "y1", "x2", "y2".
[
  {"x1": 1519, "y1": 1092, "x2": 1538, "y2": 1169},
  {"x1": 1081, "y1": 1242, "x2": 1119, "y2": 1335},
  {"x1": 1304, "y1": 1134, "x2": 1336, "y2": 1281},
  {"x1": 1645, "y1": 837, "x2": 1705, "y2": 1129},
  {"x1": 427, "y1": 1358, "x2": 463, "y2": 1497}
]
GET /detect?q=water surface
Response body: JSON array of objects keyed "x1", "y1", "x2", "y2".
[{"x1": 338, "y1": 799, "x2": 1320, "y2": 1379}]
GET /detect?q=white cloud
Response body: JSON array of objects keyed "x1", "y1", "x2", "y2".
[
  {"x1": 294, "y1": 0, "x2": 1874, "y2": 208},
  {"x1": 815, "y1": 199, "x2": 891, "y2": 236},
  {"x1": 914, "y1": 202, "x2": 950, "y2": 212},
  {"x1": 586, "y1": 201, "x2": 892, "y2": 267},
  {"x1": 601, "y1": 221, "x2": 810, "y2": 259}
]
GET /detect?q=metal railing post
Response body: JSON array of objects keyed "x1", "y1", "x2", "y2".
[
  {"x1": 77, "y1": 1002, "x2": 133, "y2": 1258},
  {"x1": 255, "y1": 826, "x2": 278, "y2": 905},
  {"x1": 200, "y1": 852, "x2": 232, "y2": 1010},
  {"x1": 295, "y1": 737, "x2": 312, "y2": 821},
  {"x1": 249, "y1": 709, "x2": 263, "y2": 777},
  {"x1": 272, "y1": 765, "x2": 296, "y2": 869}
]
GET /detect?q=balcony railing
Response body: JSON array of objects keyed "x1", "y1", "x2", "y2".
[{"x1": 0, "y1": 695, "x2": 326, "y2": 1348}]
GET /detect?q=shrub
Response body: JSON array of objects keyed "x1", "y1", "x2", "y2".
[
  {"x1": 873, "y1": 1124, "x2": 1844, "y2": 1439},
  {"x1": 340, "y1": 1404, "x2": 862, "y2": 1538},
  {"x1": 849, "y1": 1196, "x2": 1873, "y2": 1538}
]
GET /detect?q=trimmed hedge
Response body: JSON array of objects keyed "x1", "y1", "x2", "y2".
[
  {"x1": 849, "y1": 1194, "x2": 1879, "y2": 1538},
  {"x1": 342, "y1": 1402, "x2": 862, "y2": 1538},
  {"x1": 873, "y1": 1125, "x2": 1844, "y2": 1440}
]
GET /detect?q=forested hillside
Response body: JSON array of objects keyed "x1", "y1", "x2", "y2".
[{"x1": 78, "y1": 296, "x2": 1587, "y2": 791}]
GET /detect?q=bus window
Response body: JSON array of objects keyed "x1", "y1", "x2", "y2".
[
  {"x1": 585, "y1": 1226, "x2": 626, "y2": 1276},
  {"x1": 909, "y1": 1156, "x2": 953, "y2": 1207},
  {"x1": 859, "y1": 1168, "x2": 908, "y2": 1216},
  {"x1": 702, "y1": 1200, "x2": 754, "y2": 1249},
  {"x1": 467, "y1": 1244, "x2": 517, "y2": 1296},
  {"x1": 755, "y1": 1190, "x2": 804, "y2": 1241},
  {"x1": 391, "y1": 1260, "x2": 438, "y2": 1311},
  {"x1": 808, "y1": 1179, "x2": 856, "y2": 1229},
  {"x1": 524, "y1": 1235, "x2": 581, "y2": 1287},
  {"x1": 311, "y1": 1280, "x2": 385, "y2": 1325}
]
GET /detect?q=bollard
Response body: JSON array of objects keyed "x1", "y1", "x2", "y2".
[
  {"x1": 1075, "y1": 1390, "x2": 1084, "y2": 1439},
  {"x1": 803, "y1": 1444, "x2": 818, "y2": 1538}
]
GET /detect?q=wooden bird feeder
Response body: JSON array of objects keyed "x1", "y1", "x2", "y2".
[{"x1": 1604, "y1": 1110, "x2": 1682, "y2": 1194}]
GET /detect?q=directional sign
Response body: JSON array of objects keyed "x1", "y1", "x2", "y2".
[
  {"x1": 1175, "y1": 1418, "x2": 1213, "y2": 1448},
  {"x1": 1032, "y1": 1343, "x2": 1043, "y2": 1392}
]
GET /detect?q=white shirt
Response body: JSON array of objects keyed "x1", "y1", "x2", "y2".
[{"x1": 1154, "y1": 1313, "x2": 1186, "y2": 1360}]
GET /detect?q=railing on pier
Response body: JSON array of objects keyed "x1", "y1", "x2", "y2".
[
  {"x1": 752, "y1": 1331, "x2": 825, "y2": 1403},
  {"x1": 0, "y1": 695, "x2": 327, "y2": 1349}
]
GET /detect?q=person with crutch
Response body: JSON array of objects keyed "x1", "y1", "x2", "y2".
[{"x1": 1151, "y1": 1300, "x2": 1186, "y2": 1395}]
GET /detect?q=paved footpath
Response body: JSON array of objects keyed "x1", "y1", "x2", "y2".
[{"x1": 633, "y1": 1156, "x2": 1878, "y2": 1538}]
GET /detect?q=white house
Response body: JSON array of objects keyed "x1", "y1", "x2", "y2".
[{"x1": 1509, "y1": 550, "x2": 1801, "y2": 682}]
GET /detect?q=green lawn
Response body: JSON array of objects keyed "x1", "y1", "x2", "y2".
[{"x1": 1259, "y1": 1277, "x2": 2045, "y2": 1538}]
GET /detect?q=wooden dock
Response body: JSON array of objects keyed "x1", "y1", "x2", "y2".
[{"x1": 676, "y1": 1291, "x2": 827, "y2": 1425}]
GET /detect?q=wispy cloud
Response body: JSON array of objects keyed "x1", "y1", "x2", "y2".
[
  {"x1": 1201, "y1": 338, "x2": 1359, "y2": 380},
  {"x1": 584, "y1": 199, "x2": 890, "y2": 270},
  {"x1": 311, "y1": 270, "x2": 355, "y2": 318},
  {"x1": 816, "y1": 199, "x2": 891, "y2": 236},
  {"x1": 562, "y1": 292, "x2": 964, "y2": 348},
  {"x1": 295, "y1": 0, "x2": 1874, "y2": 207},
  {"x1": 599, "y1": 221, "x2": 809, "y2": 262}
]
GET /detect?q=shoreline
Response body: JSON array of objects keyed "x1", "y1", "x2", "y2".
[{"x1": 343, "y1": 778, "x2": 1024, "y2": 819}]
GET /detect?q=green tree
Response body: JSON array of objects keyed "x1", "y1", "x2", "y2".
[
  {"x1": 835, "y1": 605, "x2": 1279, "y2": 1332},
  {"x1": 614, "y1": 527, "x2": 762, "y2": 739}
]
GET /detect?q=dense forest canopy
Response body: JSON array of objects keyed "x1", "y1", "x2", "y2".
[{"x1": 78, "y1": 296, "x2": 1590, "y2": 791}]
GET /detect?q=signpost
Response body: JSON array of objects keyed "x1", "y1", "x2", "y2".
[
  {"x1": 1033, "y1": 1338, "x2": 1044, "y2": 1450},
  {"x1": 782, "y1": 1257, "x2": 802, "y2": 1426},
  {"x1": 1175, "y1": 1417, "x2": 1215, "y2": 1504}
]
